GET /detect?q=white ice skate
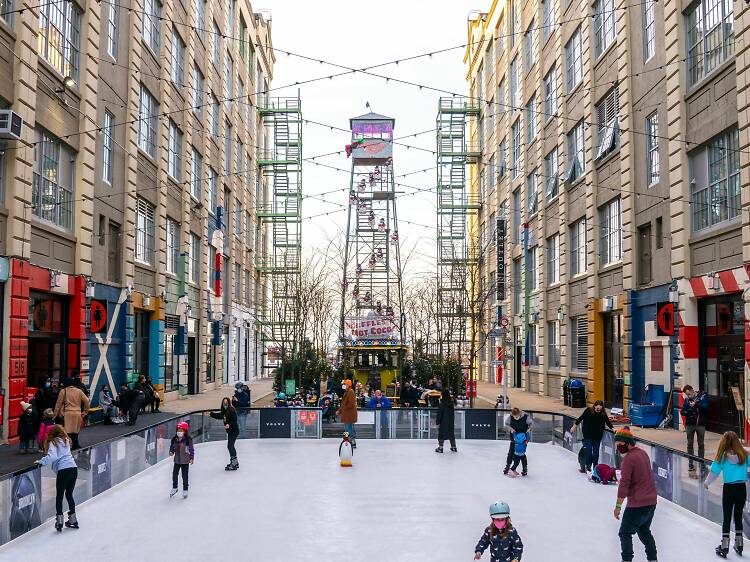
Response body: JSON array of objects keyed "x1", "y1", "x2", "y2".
[
  {"x1": 169, "y1": 488, "x2": 178, "y2": 498},
  {"x1": 182, "y1": 490, "x2": 188, "y2": 499}
]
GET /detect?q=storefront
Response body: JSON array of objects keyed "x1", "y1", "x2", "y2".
[{"x1": 27, "y1": 292, "x2": 70, "y2": 388}]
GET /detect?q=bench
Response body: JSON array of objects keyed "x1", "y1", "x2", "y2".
[{"x1": 85, "y1": 407, "x2": 104, "y2": 425}]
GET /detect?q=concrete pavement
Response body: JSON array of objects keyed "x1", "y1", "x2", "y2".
[{"x1": 161, "y1": 377, "x2": 275, "y2": 414}]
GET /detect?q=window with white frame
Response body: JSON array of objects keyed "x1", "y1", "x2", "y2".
[
  {"x1": 512, "y1": 258, "x2": 521, "y2": 311},
  {"x1": 496, "y1": 17, "x2": 505, "y2": 56},
  {"x1": 510, "y1": 56, "x2": 519, "y2": 108},
  {"x1": 511, "y1": 119, "x2": 521, "y2": 178},
  {"x1": 509, "y1": 0, "x2": 517, "y2": 46},
  {"x1": 528, "y1": 324, "x2": 539, "y2": 366},
  {"x1": 599, "y1": 197, "x2": 622, "y2": 265},
  {"x1": 485, "y1": 41, "x2": 494, "y2": 91},
  {"x1": 166, "y1": 217, "x2": 180, "y2": 274},
  {"x1": 170, "y1": 29, "x2": 185, "y2": 86},
  {"x1": 646, "y1": 112, "x2": 660, "y2": 185},
  {"x1": 565, "y1": 27, "x2": 583, "y2": 92},
  {"x1": 524, "y1": 19, "x2": 536, "y2": 71},
  {"x1": 32, "y1": 128, "x2": 75, "y2": 230},
  {"x1": 208, "y1": 245, "x2": 217, "y2": 291},
  {"x1": 570, "y1": 218, "x2": 587, "y2": 275},
  {"x1": 102, "y1": 110, "x2": 114, "y2": 184},
  {"x1": 542, "y1": 0, "x2": 556, "y2": 42},
  {"x1": 571, "y1": 316, "x2": 588, "y2": 371},
  {"x1": 224, "y1": 123, "x2": 232, "y2": 175},
  {"x1": 142, "y1": 0, "x2": 161, "y2": 53},
  {"x1": 595, "y1": 86, "x2": 619, "y2": 160},
  {"x1": 525, "y1": 95, "x2": 537, "y2": 144},
  {"x1": 211, "y1": 94, "x2": 220, "y2": 136},
  {"x1": 686, "y1": 0, "x2": 734, "y2": 87},
  {"x1": 547, "y1": 321, "x2": 560, "y2": 368},
  {"x1": 498, "y1": 139, "x2": 507, "y2": 177},
  {"x1": 527, "y1": 171, "x2": 538, "y2": 214},
  {"x1": 195, "y1": 0, "x2": 206, "y2": 41},
  {"x1": 643, "y1": 0, "x2": 656, "y2": 61},
  {"x1": 1, "y1": 0, "x2": 13, "y2": 25},
  {"x1": 188, "y1": 232, "x2": 200, "y2": 283},
  {"x1": 190, "y1": 147, "x2": 202, "y2": 200},
  {"x1": 546, "y1": 233, "x2": 560, "y2": 284},
  {"x1": 512, "y1": 189, "x2": 521, "y2": 242},
  {"x1": 543, "y1": 66, "x2": 557, "y2": 119},
  {"x1": 244, "y1": 269, "x2": 250, "y2": 302},
  {"x1": 544, "y1": 148, "x2": 558, "y2": 201},
  {"x1": 234, "y1": 262, "x2": 241, "y2": 299},
  {"x1": 107, "y1": 1, "x2": 118, "y2": 59},
  {"x1": 691, "y1": 127, "x2": 740, "y2": 231},
  {"x1": 565, "y1": 121, "x2": 585, "y2": 183},
  {"x1": 526, "y1": 246, "x2": 538, "y2": 290},
  {"x1": 236, "y1": 138, "x2": 243, "y2": 177},
  {"x1": 192, "y1": 66, "x2": 204, "y2": 118},
  {"x1": 225, "y1": 52, "x2": 233, "y2": 109},
  {"x1": 226, "y1": 0, "x2": 234, "y2": 35},
  {"x1": 594, "y1": 0, "x2": 616, "y2": 58},
  {"x1": 489, "y1": 155, "x2": 496, "y2": 191},
  {"x1": 212, "y1": 21, "x2": 221, "y2": 67},
  {"x1": 38, "y1": 0, "x2": 82, "y2": 79},
  {"x1": 245, "y1": 211, "x2": 252, "y2": 245},
  {"x1": 138, "y1": 84, "x2": 158, "y2": 157},
  {"x1": 168, "y1": 120, "x2": 183, "y2": 181},
  {"x1": 497, "y1": 78, "x2": 506, "y2": 110},
  {"x1": 207, "y1": 167, "x2": 217, "y2": 213},
  {"x1": 135, "y1": 197, "x2": 155, "y2": 265},
  {"x1": 235, "y1": 198, "x2": 242, "y2": 235}
]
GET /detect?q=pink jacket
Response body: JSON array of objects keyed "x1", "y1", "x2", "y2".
[{"x1": 37, "y1": 421, "x2": 54, "y2": 448}]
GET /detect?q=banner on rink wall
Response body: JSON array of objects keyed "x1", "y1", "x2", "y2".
[
  {"x1": 562, "y1": 416, "x2": 575, "y2": 452},
  {"x1": 599, "y1": 431, "x2": 616, "y2": 467},
  {"x1": 91, "y1": 443, "x2": 112, "y2": 496},
  {"x1": 464, "y1": 409, "x2": 497, "y2": 439},
  {"x1": 260, "y1": 408, "x2": 291, "y2": 438},
  {"x1": 8, "y1": 470, "x2": 42, "y2": 540},
  {"x1": 145, "y1": 428, "x2": 158, "y2": 466},
  {"x1": 651, "y1": 447, "x2": 673, "y2": 502}
]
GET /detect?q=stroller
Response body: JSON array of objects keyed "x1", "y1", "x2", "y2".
[{"x1": 319, "y1": 394, "x2": 338, "y2": 422}]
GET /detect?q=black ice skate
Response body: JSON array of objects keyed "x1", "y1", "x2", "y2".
[
  {"x1": 226, "y1": 457, "x2": 239, "y2": 470},
  {"x1": 64, "y1": 512, "x2": 78, "y2": 529},
  {"x1": 717, "y1": 534, "x2": 730, "y2": 558},
  {"x1": 450, "y1": 447, "x2": 458, "y2": 453},
  {"x1": 435, "y1": 446, "x2": 444, "y2": 453},
  {"x1": 54, "y1": 514, "x2": 64, "y2": 532},
  {"x1": 502, "y1": 466, "x2": 510, "y2": 475},
  {"x1": 736, "y1": 532, "x2": 744, "y2": 556}
]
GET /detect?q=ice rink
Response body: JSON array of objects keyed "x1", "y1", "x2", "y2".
[{"x1": 1, "y1": 440, "x2": 720, "y2": 561}]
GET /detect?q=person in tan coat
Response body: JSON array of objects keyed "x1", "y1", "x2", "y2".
[
  {"x1": 54, "y1": 377, "x2": 90, "y2": 450},
  {"x1": 337, "y1": 379, "x2": 358, "y2": 447}
]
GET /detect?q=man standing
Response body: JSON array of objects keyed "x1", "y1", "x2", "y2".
[
  {"x1": 337, "y1": 379, "x2": 358, "y2": 448},
  {"x1": 614, "y1": 428, "x2": 658, "y2": 562},
  {"x1": 681, "y1": 384, "x2": 708, "y2": 477}
]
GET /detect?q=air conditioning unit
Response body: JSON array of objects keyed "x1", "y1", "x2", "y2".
[{"x1": 0, "y1": 110, "x2": 22, "y2": 141}]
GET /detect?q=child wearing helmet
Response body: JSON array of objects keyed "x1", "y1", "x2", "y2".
[
  {"x1": 474, "y1": 501, "x2": 523, "y2": 562},
  {"x1": 169, "y1": 421, "x2": 194, "y2": 499}
]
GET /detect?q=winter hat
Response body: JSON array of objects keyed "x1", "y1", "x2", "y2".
[
  {"x1": 43, "y1": 408, "x2": 54, "y2": 419},
  {"x1": 343, "y1": 379, "x2": 352, "y2": 388},
  {"x1": 20, "y1": 401, "x2": 31, "y2": 412},
  {"x1": 614, "y1": 428, "x2": 636, "y2": 446},
  {"x1": 176, "y1": 421, "x2": 189, "y2": 431}
]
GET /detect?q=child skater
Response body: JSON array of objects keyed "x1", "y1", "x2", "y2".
[
  {"x1": 37, "y1": 408, "x2": 55, "y2": 451},
  {"x1": 169, "y1": 421, "x2": 194, "y2": 499},
  {"x1": 474, "y1": 500, "x2": 523, "y2": 561},
  {"x1": 704, "y1": 431, "x2": 750, "y2": 557},
  {"x1": 35, "y1": 425, "x2": 79, "y2": 531},
  {"x1": 507, "y1": 432, "x2": 529, "y2": 477}
]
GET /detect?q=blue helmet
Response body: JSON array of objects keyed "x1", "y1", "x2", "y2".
[
  {"x1": 489, "y1": 501, "x2": 510, "y2": 518},
  {"x1": 278, "y1": 392, "x2": 286, "y2": 400},
  {"x1": 235, "y1": 382, "x2": 243, "y2": 389}
]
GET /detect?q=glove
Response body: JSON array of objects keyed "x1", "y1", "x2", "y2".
[{"x1": 34, "y1": 460, "x2": 42, "y2": 466}]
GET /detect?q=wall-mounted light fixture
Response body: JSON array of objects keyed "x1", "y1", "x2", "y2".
[
  {"x1": 668, "y1": 281, "x2": 679, "y2": 304},
  {"x1": 557, "y1": 305, "x2": 565, "y2": 324}
]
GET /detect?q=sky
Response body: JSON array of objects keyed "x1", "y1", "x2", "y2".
[{"x1": 262, "y1": 0, "x2": 481, "y2": 281}]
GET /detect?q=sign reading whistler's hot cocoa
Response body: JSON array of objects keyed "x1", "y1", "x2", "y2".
[{"x1": 344, "y1": 316, "x2": 399, "y2": 340}]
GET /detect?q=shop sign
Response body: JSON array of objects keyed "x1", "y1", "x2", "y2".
[
  {"x1": 89, "y1": 299, "x2": 108, "y2": 333},
  {"x1": 655, "y1": 302, "x2": 675, "y2": 337}
]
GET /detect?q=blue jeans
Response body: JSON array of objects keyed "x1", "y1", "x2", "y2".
[
  {"x1": 619, "y1": 505, "x2": 657, "y2": 561},
  {"x1": 582, "y1": 438, "x2": 600, "y2": 470},
  {"x1": 344, "y1": 423, "x2": 357, "y2": 441}
]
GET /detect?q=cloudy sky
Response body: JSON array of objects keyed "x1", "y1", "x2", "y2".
[{"x1": 262, "y1": 0, "x2": 481, "y2": 280}]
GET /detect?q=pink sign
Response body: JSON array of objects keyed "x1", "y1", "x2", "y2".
[{"x1": 344, "y1": 316, "x2": 398, "y2": 339}]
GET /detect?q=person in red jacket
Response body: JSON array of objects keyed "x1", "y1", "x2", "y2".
[{"x1": 613, "y1": 428, "x2": 658, "y2": 562}]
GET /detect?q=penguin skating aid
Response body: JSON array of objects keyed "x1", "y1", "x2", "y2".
[{"x1": 339, "y1": 432, "x2": 354, "y2": 467}]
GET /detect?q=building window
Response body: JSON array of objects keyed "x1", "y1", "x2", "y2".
[
  {"x1": 527, "y1": 171, "x2": 538, "y2": 215},
  {"x1": 509, "y1": 0, "x2": 517, "y2": 47},
  {"x1": 244, "y1": 269, "x2": 250, "y2": 302},
  {"x1": 142, "y1": 0, "x2": 161, "y2": 53},
  {"x1": 570, "y1": 218, "x2": 587, "y2": 275},
  {"x1": 245, "y1": 211, "x2": 252, "y2": 245},
  {"x1": 542, "y1": 0, "x2": 555, "y2": 42},
  {"x1": 166, "y1": 217, "x2": 180, "y2": 274},
  {"x1": 135, "y1": 197, "x2": 155, "y2": 265},
  {"x1": 498, "y1": 140, "x2": 506, "y2": 177},
  {"x1": 565, "y1": 121, "x2": 585, "y2": 183},
  {"x1": 224, "y1": 122, "x2": 232, "y2": 174},
  {"x1": 512, "y1": 189, "x2": 521, "y2": 243},
  {"x1": 195, "y1": 0, "x2": 206, "y2": 41},
  {"x1": 207, "y1": 167, "x2": 217, "y2": 213},
  {"x1": 594, "y1": 0, "x2": 616, "y2": 59},
  {"x1": 489, "y1": 155, "x2": 495, "y2": 191},
  {"x1": 565, "y1": 27, "x2": 583, "y2": 92},
  {"x1": 225, "y1": 53, "x2": 233, "y2": 109},
  {"x1": 138, "y1": 84, "x2": 158, "y2": 157},
  {"x1": 655, "y1": 217, "x2": 663, "y2": 249},
  {"x1": 236, "y1": 138, "x2": 243, "y2": 177},
  {"x1": 571, "y1": 316, "x2": 588, "y2": 371},
  {"x1": 485, "y1": 41, "x2": 494, "y2": 92},
  {"x1": 38, "y1": 0, "x2": 82, "y2": 79},
  {"x1": 524, "y1": 20, "x2": 536, "y2": 71},
  {"x1": 234, "y1": 263, "x2": 241, "y2": 300},
  {"x1": 512, "y1": 258, "x2": 521, "y2": 312},
  {"x1": 32, "y1": 128, "x2": 74, "y2": 230},
  {"x1": 646, "y1": 112, "x2": 659, "y2": 185},
  {"x1": 102, "y1": 110, "x2": 114, "y2": 184},
  {"x1": 1, "y1": 0, "x2": 13, "y2": 25},
  {"x1": 190, "y1": 147, "x2": 202, "y2": 200},
  {"x1": 235, "y1": 198, "x2": 242, "y2": 235},
  {"x1": 511, "y1": 119, "x2": 520, "y2": 178},
  {"x1": 188, "y1": 233, "x2": 200, "y2": 283},
  {"x1": 686, "y1": 0, "x2": 734, "y2": 87},
  {"x1": 192, "y1": 66, "x2": 204, "y2": 118},
  {"x1": 526, "y1": 246, "x2": 538, "y2": 290},
  {"x1": 638, "y1": 223, "x2": 652, "y2": 285},
  {"x1": 547, "y1": 321, "x2": 560, "y2": 368},
  {"x1": 599, "y1": 197, "x2": 622, "y2": 265},
  {"x1": 212, "y1": 21, "x2": 221, "y2": 67},
  {"x1": 525, "y1": 95, "x2": 537, "y2": 145},
  {"x1": 543, "y1": 66, "x2": 557, "y2": 120},
  {"x1": 106, "y1": 1, "x2": 118, "y2": 59},
  {"x1": 211, "y1": 94, "x2": 220, "y2": 136},
  {"x1": 239, "y1": 14, "x2": 247, "y2": 60},
  {"x1": 643, "y1": 0, "x2": 656, "y2": 61},
  {"x1": 595, "y1": 86, "x2": 619, "y2": 160},
  {"x1": 528, "y1": 324, "x2": 539, "y2": 366},
  {"x1": 691, "y1": 127, "x2": 740, "y2": 231},
  {"x1": 510, "y1": 56, "x2": 519, "y2": 108},
  {"x1": 168, "y1": 120, "x2": 183, "y2": 181},
  {"x1": 208, "y1": 245, "x2": 217, "y2": 291},
  {"x1": 546, "y1": 234, "x2": 560, "y2": 284},
  {"x1": 544, "y1": 148, "x2": 558, "y2": 201},
  {"x1": 226, "y1": 0, "x2": 234, "y2": 35},
  {"x1": 170, "y1": 29, "x2": 185, "y2": 86}
]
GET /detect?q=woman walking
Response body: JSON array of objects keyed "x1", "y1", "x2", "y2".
[
  {"x1": 210, "y1": 397, "x2": 240, "y2": 470},
  {"x1": 35, "y1": 425, "x2": 79, "y2": 532},
  {"x1": 337, "y1": 379, "x2": 358, "y2": 448},
  {"x1": 53, "y1": 377, "x2": 90, "y2": 450},
  {"x1": 704, "y1": 431, "x2": 750, "y2": 557},
  {"x1": 570, "y1": 400, "x2": 613, "y2": 473},
  {"x1": 435, "y1": 388, "x2": 457, "y2": 453}
]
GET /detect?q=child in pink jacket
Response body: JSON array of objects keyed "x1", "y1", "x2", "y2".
[{"x1": 37, "y1": 408, "x2": 55, "y2": 450}]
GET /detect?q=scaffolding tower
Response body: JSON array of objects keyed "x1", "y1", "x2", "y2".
[
  {"x1": 255, "y1": 95, "x2": 302, "y2": 369},
  {"x1": 338, "y1": 111, "x2": 407, "y2": 390},
  {"x1": 435, "y1": 97, "x2": 480, "y2": 367}
]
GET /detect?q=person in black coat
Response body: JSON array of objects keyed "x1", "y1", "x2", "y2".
[
  {"x1": 210, "y1": 397, "x2": 240, "y2": 470},
  {"x1": 18, "y1": 402, "x2": 38, "y2": 453},
  {"x1": 33, "y1": 378, "x2": 57, "y2": 432},
  {"x1": 435, "y1": 388, "x2": 457, "y2": 453},
  {"x1": 570, "y1": 399, "x2": 613, "y2": 473}
]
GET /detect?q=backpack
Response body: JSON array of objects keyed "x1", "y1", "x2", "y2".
[{"x1": 514, "y1": 432, "x2": 528, "y2": 456}]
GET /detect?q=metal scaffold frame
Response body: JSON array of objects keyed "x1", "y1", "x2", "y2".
[
  {"x1": 435, "y1": 97, "x2": 480, "y2": 366},
  {"x1": 256, "y1": 95, "x2": 302, "y2": 368}
]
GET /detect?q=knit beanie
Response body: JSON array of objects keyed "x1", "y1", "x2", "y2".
[
  {"x1": 614, "y1": 428, "x2": 636, "y2": 446},
  {"x1": 343, "y1": 379, "x2": 352, "y2": 388}
]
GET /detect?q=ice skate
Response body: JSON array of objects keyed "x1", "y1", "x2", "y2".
[
  {"x1": 450, "y1": 447, "x2": 458, "y2": 453},
  {"x1": 64, "y1": 512, "x2": 78, "y2": 529},
  {"x1": 735, "y1": 532, "x2": 744, "y2": 556},
  {"x1": 717, "y1": 535, "x2": 730, "y2": 558},
  {"x1": 225, "y1": 461, "x2": 234, "y2": 471},
  {"x1": 435, "y1": 446, "x2": 443, "y2": 453},
  {"x1": 170, "y1": 488, "x2": 178, "y2": 498},
  {"x1": 54, "y1": 514, "x2": 64, "y2": 532},
  {"x1": 502, "y1": 466, "x2": 510, "y2": 475},
  {"x1": 182, "y1": 490, "x2": 188, "y2": 499},
  {"x1": 688, "y1": 467, "x2": 698, "y2": 479},
  {"x1": 507, "y1": 469, "x2": 519, "y2": 478},
  {"x1": 521, "y1": 470, "x2": 528, "y2": 477}
]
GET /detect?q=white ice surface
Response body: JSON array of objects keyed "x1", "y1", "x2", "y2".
[{"x1": 1, "y1": 440, "x2": 720, "y2": 561}]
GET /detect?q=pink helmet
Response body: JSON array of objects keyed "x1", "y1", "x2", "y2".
[{"x1": 176, "y1": 421, "x2": 189, "y2": 431}]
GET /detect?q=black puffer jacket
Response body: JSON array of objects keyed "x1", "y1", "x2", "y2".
[{"x1": 210, "y1": 407, "x2": 239, "y2": 436}]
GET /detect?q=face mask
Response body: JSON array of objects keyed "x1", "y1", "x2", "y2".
[
  {"x1": 493, "y1": 519, "x2": 507, "y2": 530},
  {"x1": 176, "y1": 431, "x2": 185, "y2": 438},
  {"x1": 342, "y1": 385, "x2": 347, "y2": 390},
  {"x1": 616, "y1": 443, "x2": 629, "y2": 455},
  {"x1": 595, "y1": 406, "x2": 602, "y2": 413}
]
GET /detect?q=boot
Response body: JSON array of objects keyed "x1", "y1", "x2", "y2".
[
  {"x1": 55, "y1": 514, "x2": 64, "y2": 532},
  {"x1": 231, "y1": 457, "x2": 239, "y2": 470},
  {"x1": 717, "y1": 534, "x2": 730, "y2": 558},
  {"x1": 170, "y1": 488, "x2": 178, "y2": 498},
  {"x1": 225, "y1": 460, "x2": 234, "y2": 471},
  {"x1": 502, "y1": 466, "x2": 510, "y2": 475},
  {"x1": 688, "y1": 466, "x2": 698, "y2": 479},
  {"x1": 182, "y1": 490, "x2": 188, "y2": 499},
  {"x1": 450, "y1": 447, "x2": 458, "y2": 453},
  {"x1": 736, "y1": 532, "x2": 744, "y2": 556},
  {"x1": 65, "y1": 512, "x2": 78, "y2": 529},
  {"x1": 435, "y1": 446, "x2": 444, "y2": 453}
]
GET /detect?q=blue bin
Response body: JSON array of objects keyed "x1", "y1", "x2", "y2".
[{"x1": 628, "y1": 384, "x2": 666, "y2": 428}]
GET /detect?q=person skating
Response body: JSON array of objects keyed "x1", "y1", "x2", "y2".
[
  {"x1": 210, "y1": 397, "x2": 240, "y2": 470},
  {"x1": 35, "y1": 425, "x2": 79, "y2": 532},
  {"x1": 436, "y1": 388, "x2": 457, "y2": 453},
  {"x1": 169, "y1": 421, "x2": 194, "y2": 499},
  {"x1": 613, "y1": 428, "x2": 658, "y2": 562},
  {"x1": 507, "y1": 432, "x2": 529, "y2": 477},
  {"x1": 570, "y1": 400, "x2": 613, "y2": 473},
  {"x1": 502, "y1": 408, "x2": 532, "y2": 475},
  {"x1": 473, "y1": 500, "x2": 523, "y2": 561},
  {"x1": 337, "y1": 379, "x2": 358, "y2": 448},
  {"x1": 703, "y1": 431, "x2": 750, "y2": 557},
  {"x1": 681, "y1": 384, "x2": 709, "y2": 478}
]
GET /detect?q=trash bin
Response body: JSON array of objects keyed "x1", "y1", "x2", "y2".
[{"x1": 569, "y1": 379, "x2": 586, "y2": 408}]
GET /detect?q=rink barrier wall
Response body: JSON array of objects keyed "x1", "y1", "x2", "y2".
[{"x1": 0, "y1": 408, "x2": 724, "y2": 545}]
